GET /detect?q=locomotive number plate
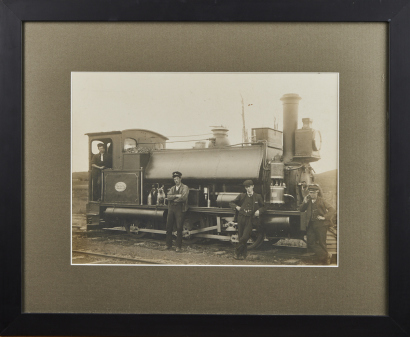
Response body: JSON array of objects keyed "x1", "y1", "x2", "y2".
[{"x1": 115, "y1": 182, "x2": 127, "y2": 192}]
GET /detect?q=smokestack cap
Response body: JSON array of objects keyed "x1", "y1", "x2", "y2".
[
  {"x1": 211, "y1": 126, "x2": 229, "y2": 132},
  {"x1": 280, "y1": 93, "x2": 302, "y2": 103}
]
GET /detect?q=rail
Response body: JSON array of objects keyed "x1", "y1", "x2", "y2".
[{"x1": 72, "y1": 250, "x2": 165, "y2": 264}]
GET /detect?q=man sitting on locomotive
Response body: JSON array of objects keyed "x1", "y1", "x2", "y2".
[
  {"x1": 299, "y1": 184, "x2": 335, "y2": 265},
  {"x1": 91, "y1": 143, "x2": 112, "y2": 201},
  {"x1": 163, "y1": 171, "x2": 189, "y2": 252},
  {"x1": 229, "y1": 180, "x2": 266, "y2": 260}
]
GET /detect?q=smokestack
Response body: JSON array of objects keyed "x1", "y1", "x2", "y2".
[{"x1": 280, "y1": 93, "x2": 302, "y2": 163}]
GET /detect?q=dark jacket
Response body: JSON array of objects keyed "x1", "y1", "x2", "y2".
[
  {"x1": 167, "y1": 183, "x2": 190, "y2": 212},
  {"x1": 229, "y1": 192, "x2": 266, "y2": 225},
  {"x1": 299, "y1": 196, "x2": 335, "y2": 226},
  {"x1": 91, "y1": 153, "x2": 112, "y2": 172}
]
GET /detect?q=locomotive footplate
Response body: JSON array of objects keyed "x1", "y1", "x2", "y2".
[
  {"x1": 100, "y1": 204, "x2": 168, "y2": 210},
  {"x1": 101, "y1": 205, "x2": 301, "y2": 216}
]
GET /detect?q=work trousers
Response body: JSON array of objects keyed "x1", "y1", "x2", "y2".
[
  {"x1": 92, "y1": 170, "x2": 101, "y2": 201},
  {"x1": 235, "y1": 215, "x2": 253, "y2": 258},
  {"x1": 307, "y1": 221, "x2": 328, "y2": 261},
  {"x1": 166, "y1": 204, "x2": 185, "y2": 248}
]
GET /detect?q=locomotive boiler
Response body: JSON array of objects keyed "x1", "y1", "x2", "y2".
[{"x1": 85, "y1": 93, "x2": 323, "y2": 249}]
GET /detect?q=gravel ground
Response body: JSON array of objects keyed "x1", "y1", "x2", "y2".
[{"x1": 72, "y1": 214, "x2": 336, "y2": 266}]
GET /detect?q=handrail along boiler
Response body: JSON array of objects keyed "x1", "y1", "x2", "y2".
[{"x1": 85, "y1": 93, "x2": 323, "y2": 249}]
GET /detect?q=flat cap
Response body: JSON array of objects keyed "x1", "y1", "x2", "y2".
[
  {"x1": 172, "y1": 171, "x2": 182, "y2": 178},
  {"x1": 308, "y1": 184, "x2": 320, "y2": 191},
  {"x1": 243, "y1": 179, "x2": 254, "y2": 187}
]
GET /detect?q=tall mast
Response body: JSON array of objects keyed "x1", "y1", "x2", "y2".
[{"x1": 240, "y1": 94, "x2": 248, "y2": 143}]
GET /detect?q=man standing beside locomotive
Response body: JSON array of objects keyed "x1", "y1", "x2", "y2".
[
  {"x1": 163, "y1": 171, "x2": 189, "y2": 252},
  {"x1": 91, "y1": 143, "x2": 112, "y2": 201},
  {"x1": 299, "y1": 184, "x2": 335, "y2": 265},
  {"x1": 229, "y1": 180, "x2": 265, "y2": 260}
]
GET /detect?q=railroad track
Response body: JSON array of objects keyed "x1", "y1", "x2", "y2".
[{"x1": 72, "y1": 250, "x2": 168, "y2": 264}]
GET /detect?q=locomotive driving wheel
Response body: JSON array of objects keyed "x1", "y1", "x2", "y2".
[
  {"x1": 124, "y1": 219, "x2": 153, "y2": 238},
  {"x1": 181, "y1": 217, "x2": 202, "y2": 244}
]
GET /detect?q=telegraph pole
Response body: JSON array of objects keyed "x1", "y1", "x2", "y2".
[{"x1": 240, "y1": 94, "x2": 248, "y2": 143}]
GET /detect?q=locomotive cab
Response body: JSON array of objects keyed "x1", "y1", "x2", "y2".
[{"x1": 85, "y1": 129, "x2": 168, "y2": 228}]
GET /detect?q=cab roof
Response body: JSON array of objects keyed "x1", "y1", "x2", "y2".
[{"x1": 85, "y1": 129, "x2": 168, "y2": 140}]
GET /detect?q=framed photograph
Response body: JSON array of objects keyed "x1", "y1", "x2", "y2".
[
  {"x1": 1, "y1": 0, "x2": 410, "y2": 336},
  {"x1": 72, "y1": 72, "x2": 339, "y2": 267}
]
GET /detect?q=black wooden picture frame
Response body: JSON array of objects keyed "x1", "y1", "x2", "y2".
[{"x1": 1, "y1": 0, "x2": 410, "y2": 335}]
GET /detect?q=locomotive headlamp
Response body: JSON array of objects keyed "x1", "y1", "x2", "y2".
[
  {"x1": 294, "y1": 118, "x2": 321, "y2": 162},
  {"x1": 312, "y1": 130, "x2": 322, "y2": 151}
]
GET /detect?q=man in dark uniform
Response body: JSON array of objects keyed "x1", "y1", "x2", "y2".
[
  {"x1": 91, "y1": 143, "x2": 112, "y2": 201},
  {"x1": 299, "y1": 184, "x2": 335, "y2": 265},
  {"x1": 163, "y1": 171, "x2": 189, "y2": 252},
  {"x1": 229, "y1": 180, "x2": 265, "y2": 260}
]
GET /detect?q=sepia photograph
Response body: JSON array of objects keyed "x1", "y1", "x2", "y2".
[{"x1": 71, "y1": 72, "x2": 338, "y2": 266}]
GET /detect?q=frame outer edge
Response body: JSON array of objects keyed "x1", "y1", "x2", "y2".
[
  {"x1": 389, "y1": 1, "x2": 410, "y2": 336},
  {"x1": 0, "y1": 0, "x2": 22, "y2": 334},
  {"x1": 1, "y1": 0, "x2": 410, "y2": 21},
  {"x1": 1, "y1": 314, "x2": 408, "y2": 336},
  {"x1": 0, "y1": 0, "x2": 409, "y2": 335}
]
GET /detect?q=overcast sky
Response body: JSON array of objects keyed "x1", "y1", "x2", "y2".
[{"x1": 72, "y1": 72, "x2": 338, "y2": 173}]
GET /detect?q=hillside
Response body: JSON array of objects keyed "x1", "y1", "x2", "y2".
[
  {"x1": 314, "y1": 169, "x2": 337, "y2": 206},
  {"x1": 72, "y1": 171, "x2": 89, "y2": 182},
  {"x1": 314, "y1": 169, "x2": 337, "y2": 192}
]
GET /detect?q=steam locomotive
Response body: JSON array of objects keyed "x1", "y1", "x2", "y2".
[{"x1": 85, "y1": 93, "x2": 324, "y2": 250}]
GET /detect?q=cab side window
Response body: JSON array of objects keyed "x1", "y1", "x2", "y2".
[
  {"x1": 124, "y1": 138, "x2": 138, "y2": 153},
  {"x1": 91, "y1": 140, "x2": 112, "y2": 155}
]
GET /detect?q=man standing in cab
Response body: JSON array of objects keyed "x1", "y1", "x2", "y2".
[
  {"x1": 91, "y1": 143, "x2": 112, "y2": 201},
  {"x1": 164, "y1": 171, "x2": 189, "y2": 252},
  {"x1": 229, "y1": 180, "x2": 265, "y2": 260},
  {"x1": 299, "y1": 184, "x2": 335, "y2": 265}
]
